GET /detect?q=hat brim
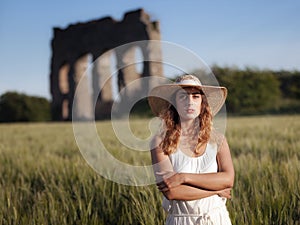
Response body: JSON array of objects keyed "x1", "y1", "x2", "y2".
[{"x1": 148, "y1": 83, "x2": 227, "y2": 116}]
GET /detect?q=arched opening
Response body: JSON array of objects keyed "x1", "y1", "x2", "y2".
[
  {"x1": 73, "y1": 53, "x2": 93, "y2": 120},
  {"x1": 62, "y1": 99, "x2": 69, "y2": 120},
  {"x1": 135, "y1": 47, "x2": 144, "y2": 75},
  {"x1": 58, "y1": 63, "x2": 70, "y2": 94}
]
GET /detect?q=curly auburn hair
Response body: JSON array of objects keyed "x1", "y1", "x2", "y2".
[{"x1": 158, "y1": 90, "x2": 213, "y2": 155}]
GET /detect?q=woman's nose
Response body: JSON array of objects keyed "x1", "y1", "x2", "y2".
[{"x1": 186, "y1": 95, "x2": 194, "y2": 103}]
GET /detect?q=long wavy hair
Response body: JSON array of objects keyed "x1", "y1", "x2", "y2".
[{"x1": 158, "y1": 90, "x2": 213, "y2": 155}]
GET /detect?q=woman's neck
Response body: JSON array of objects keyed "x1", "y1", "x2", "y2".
[{"x1": 180, "y1": 118, "x2": 200, "y2": 136}]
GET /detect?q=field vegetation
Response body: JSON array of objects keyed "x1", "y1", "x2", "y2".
[{"x1": 0, "y1": 115, "x2": 299, "y2": 224}]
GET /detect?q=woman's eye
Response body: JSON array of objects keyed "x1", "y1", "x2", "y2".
[{"x1": 179, "y1": 95, "x2": 187, "y2": 100}]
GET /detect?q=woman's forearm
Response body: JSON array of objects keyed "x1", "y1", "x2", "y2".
[
  {"x1": 181, "y1": 171, "x2": 234, "y2": 191},
  {"x1": 163, "y1": 184, "x2": 218, "y2": 201}
]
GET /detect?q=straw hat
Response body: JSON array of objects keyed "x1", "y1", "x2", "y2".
[{"x1": 148, "y1": 75, "x2": 227, "y2": 116}]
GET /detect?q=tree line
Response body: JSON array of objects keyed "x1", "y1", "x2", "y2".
[
  {"x1": 1, "y1": 67, "x2": 300, "y2": 122},
  {"x1": 211, "y1": 66, "x2": 300, "y2": 115},
  {"x1": 0, "y1": 92, "x2": 51, "y2": 122}
]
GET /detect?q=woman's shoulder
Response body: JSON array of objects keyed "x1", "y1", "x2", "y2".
[
  {"x1": 150, "y1": 134, "x2": 163, "y2": 151},
  {"x1": 210, "y1": 129, "x2": 228, "y2": 152}
]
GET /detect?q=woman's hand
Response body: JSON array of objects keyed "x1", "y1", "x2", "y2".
[
  {"x1": 217, "y1": 188, "x2": 232, "y2": 199},
  {"x1": 156, "y1": 171, "x2": 185, "y2": 192}
]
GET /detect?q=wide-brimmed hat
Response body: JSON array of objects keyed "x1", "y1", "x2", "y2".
[{"x1": 148, "y1": 74, "x2": 227, "y2": 116}]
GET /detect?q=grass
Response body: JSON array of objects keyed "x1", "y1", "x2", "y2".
[{"x1": 0, "y1": 115, "x2": 299, "y2": 224}]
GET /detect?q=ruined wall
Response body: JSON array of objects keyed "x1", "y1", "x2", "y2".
[{"x1": 49, "y1": 8, "x2": 162, "y2": 120}]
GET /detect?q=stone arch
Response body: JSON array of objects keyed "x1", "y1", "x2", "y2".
[{"x1": 49, "y1": 8, "x2": 163, "y2": 120}]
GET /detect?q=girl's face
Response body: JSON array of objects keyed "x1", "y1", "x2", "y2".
[{"x1": 175, "y1": 87, "x2": 202, "y2": 121}]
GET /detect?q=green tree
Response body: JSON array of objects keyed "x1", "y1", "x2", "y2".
[
  {"x1": 213, "y1": 66, "x2": 281, "y2": 114},
  {"x1": 276, "y1": 70, "x2": 300, "y2": 99},
  {"x1": 0, "y1": 92, "x2": 51, "y2": 122}
]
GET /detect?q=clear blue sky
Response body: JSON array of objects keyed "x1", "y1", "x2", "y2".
[{"x1": 1, "y1": 0, "x2": 299, "y2": 99}]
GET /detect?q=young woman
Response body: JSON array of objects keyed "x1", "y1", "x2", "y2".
[{"x1": 148, "y1": 75, "x2": 234, "y2": 225}]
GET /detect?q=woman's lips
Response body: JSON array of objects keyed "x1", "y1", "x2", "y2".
[{"x1": 186, "y1": 109, "x2": 195, "y2": 113}]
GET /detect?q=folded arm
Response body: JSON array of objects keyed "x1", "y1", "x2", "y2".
[
  {"x1": 160, "y1": 138, "x2": 234, "y2": 191},
  {"x1": 150, "y1": 135, "x2": 233, "y2": 201},
  {"x1": 161, "y1": 184, "x2": 231, "y2": 201}
]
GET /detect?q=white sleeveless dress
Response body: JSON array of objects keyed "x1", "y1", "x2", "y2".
[{"x1": 162, "y1": 142, "x2": 232, "y2": 225}]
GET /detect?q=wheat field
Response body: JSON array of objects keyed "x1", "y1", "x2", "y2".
[{"x1": 0, "y1": 115, "x2": 299, "y2": 224}]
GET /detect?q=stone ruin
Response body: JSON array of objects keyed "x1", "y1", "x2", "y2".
[{"x1": 49, "y1": 8, "x2": 163, "y2": 120}]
